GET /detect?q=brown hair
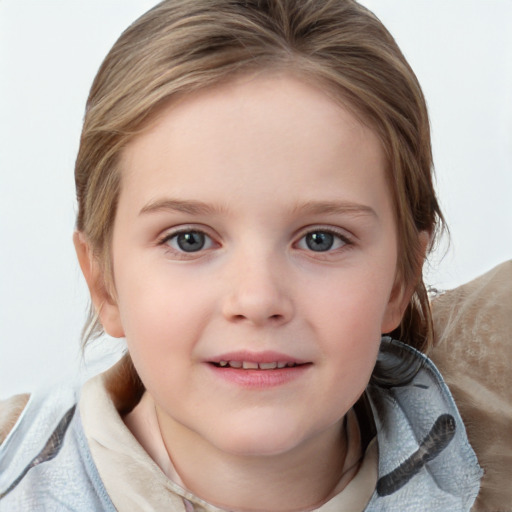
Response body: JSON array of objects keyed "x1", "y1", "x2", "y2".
[{"x1": 75, "y1": 0, "x2": 444, "y2": 352}]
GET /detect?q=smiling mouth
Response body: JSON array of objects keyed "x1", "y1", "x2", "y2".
[{"x1": 211, "y1": 361, "x2": 307, "y2": 370}]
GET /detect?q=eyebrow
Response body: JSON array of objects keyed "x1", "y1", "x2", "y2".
[
  {"x1": 139, "y1": 198, "x2": 224, "y2": 216},
  {"x1": 292, "y1": 200, "x2": 377, "y2": 218}
]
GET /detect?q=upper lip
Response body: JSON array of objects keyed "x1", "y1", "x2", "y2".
[{"x1": 207, "y1": 350, "x2": 309, "y2": 365}]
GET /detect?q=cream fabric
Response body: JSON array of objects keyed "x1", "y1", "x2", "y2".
[
  {"x1": 80, "y1": 375, "x2": 189, "y2": 512},
  {"x1": 80, "y1": 371, "x2": 377, "y2": 512},
  {"x1": 430, "y1": 260, "x2": 512, "y2": 512}
]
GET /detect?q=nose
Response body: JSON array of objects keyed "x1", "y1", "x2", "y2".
[{"x1": 221, "y1": 252, "x2": 294, "y2": 327}]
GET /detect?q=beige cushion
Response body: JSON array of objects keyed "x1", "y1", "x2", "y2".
[
  {"x1": 430, "y1": 261, "x2": 512, "y2": 512},
  {"x1": 0, "y1": 393, "x2": 30, "y2": 445}
]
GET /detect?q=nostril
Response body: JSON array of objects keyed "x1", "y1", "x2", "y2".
[{"x1": 229, "y1": 313, "x2": 284, "y2": 323}]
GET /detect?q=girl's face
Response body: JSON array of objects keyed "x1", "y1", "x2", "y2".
[{"x1": 101, "y1": 73, "x2": 407, "y2": 458}]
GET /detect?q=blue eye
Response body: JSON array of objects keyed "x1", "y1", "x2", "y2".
[
  {"x1": 298, "y1": 230, "x2": 348, "y2": 252},
  {"x1": 305, "y1": 232, "x2": 334, "y2": 251},
  {"x1": 165, "y1": 230, "x2": 213, "y2": 253}
]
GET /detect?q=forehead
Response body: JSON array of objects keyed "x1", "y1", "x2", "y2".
[{"x1": 118, "y1": 72, "x2": 389, "y2": 218}]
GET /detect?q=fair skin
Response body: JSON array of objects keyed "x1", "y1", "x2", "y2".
[{"x1": 76, "y1": 73, "x2": 414, "y2": 511}]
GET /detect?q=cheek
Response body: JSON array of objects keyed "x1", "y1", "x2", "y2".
[
  {"x1": 303, "y1": 265, "x2": 396, "y2": 336},
  {"x1": 114, "y1": 262, "x2": 217, "y2": 361},
  {"x1": 116, "y1": 278, "x2": 209, "y2": 403}
]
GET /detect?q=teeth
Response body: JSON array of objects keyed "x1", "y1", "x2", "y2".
[
  {"x1": 217, "y1": 361, "x2": 298, "y2": 370},
  {"x1": 259, "y1": 362, "x2": 278, "y2": 370}
]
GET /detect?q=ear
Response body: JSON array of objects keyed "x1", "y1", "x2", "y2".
[
  {"x1": 73, "y1": 231, "x2": 125, "y2": 338},
  {"x1": 381, "y1": 231, "x2": 430, "y2": 333}
]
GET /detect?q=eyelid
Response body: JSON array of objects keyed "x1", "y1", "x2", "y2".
[
  {"x1": 295, "y1": 225, "x2": 354, "y2": 243},
  {"x1": 157, "y1": 223, "x2": 215, "y2": 242}
]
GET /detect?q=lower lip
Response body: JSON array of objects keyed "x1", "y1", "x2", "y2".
[{"x1": 206, "y1": 364, "x2": 311, "y2": 388}]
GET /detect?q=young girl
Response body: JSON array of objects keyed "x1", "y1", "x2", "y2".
[{"x1": 1, "y1": 0, "x2": 508, "y2": 510}]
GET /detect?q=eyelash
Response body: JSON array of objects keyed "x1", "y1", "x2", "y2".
[{"x1": 157, "y1": 226, "x2": 354, "y2": 257}]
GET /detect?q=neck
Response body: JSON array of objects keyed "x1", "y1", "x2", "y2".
[{"x1": 154, "y1": 404, "x2": 362, "y2": 512}]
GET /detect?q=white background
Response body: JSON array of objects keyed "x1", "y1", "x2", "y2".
[{"x1": 1, "y1": 1, "x2": 511, "y2": 398}]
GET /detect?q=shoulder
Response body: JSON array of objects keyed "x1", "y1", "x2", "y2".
[
  {"x1": 0, "y1": 385, "x2": 115, "y2": 510},
  {"x1": 430, "y1": 260, "x2": 512, "y2": 512},
  {"x1": 0, "y1": 394, "x2": 30, "y2": 446}
]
